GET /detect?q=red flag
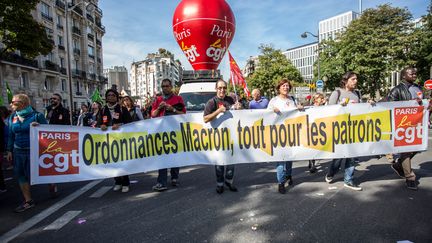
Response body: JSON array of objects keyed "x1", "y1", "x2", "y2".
[{"x1": 228, "y1": 51, "x2": 250, "y2": 97}]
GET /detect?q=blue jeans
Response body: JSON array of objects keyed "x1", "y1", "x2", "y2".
[
  {"x1": 215, "y1": 165, "x2": 234, "y2": 186},
  {"x1": 157, "y1": 167, "x2": 179, "y2": 186},
  {"x1": 276, "y1": 161, "x2": 293, "y2": 184},
  {"x1": 328, "y1": 158, "x2": 355, "y2": 183}
]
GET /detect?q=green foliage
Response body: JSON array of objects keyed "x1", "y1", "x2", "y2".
[
  {"x1": 0, "y1": 0, "x2": 53, "y2": 58},
  {"x1": 320, "y1": 4, "x2": 416, "y2": 98},
  {"x1": 248, "y1": 44, "x2": 304, "y2": 97},
  {"x1": 412, "y1": 0, "x2": 432, "y2": 82}
]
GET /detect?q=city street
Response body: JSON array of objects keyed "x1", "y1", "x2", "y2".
[{"x1": 1, "y1": 130, "x2": 432, "y2": 242}]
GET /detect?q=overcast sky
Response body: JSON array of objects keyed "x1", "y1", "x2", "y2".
[{"x1": 99, "y1": 0, "x2": 427, "y2": 78}]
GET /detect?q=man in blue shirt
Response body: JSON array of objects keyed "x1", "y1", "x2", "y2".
[{"x1": 248, "y1": 89, "x2": 269, "y2": 109}]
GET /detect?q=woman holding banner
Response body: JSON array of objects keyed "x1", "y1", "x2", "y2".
[
  {"x1": 267, "y1": 79, "x2": 303, "y2": 194},
  {"x1": 7, "y1": 94, "x2": 48, "y2": 212}
]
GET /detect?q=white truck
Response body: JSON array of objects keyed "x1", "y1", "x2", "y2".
[{"x1": 178, "y1": 70, "x2": 221, "y2": 113}]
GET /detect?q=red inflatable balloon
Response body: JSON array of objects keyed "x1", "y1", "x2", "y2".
[{"x1": 173, "y1": 0, "x2": 236, "y2": 70}]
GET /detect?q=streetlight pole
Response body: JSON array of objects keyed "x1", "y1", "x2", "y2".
[{"x1": 301, "y1": 31, "x2": 320, "y2": 82}]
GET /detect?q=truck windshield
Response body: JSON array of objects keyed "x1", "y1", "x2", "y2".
[{"x1": 180, "y1": 92, "x2": 215, "y2": 112}]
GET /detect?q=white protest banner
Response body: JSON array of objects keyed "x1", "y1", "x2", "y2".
[{"x1": 30, "y1": 100, "x2": 429, "y2": 185}]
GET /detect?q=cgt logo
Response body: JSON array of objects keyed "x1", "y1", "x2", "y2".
[
  {"x1": 38, "y1": 132, "x2": 79, "y2": 176},
  {"x1": 394, "y1": 107, "x2": 424, "y2": 146}
]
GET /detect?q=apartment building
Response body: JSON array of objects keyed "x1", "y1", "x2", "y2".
[
  {"x1": 103, "y1": 66, "x2": 129, "y2": 94},
  {"x1": 130, "y1": 52, "x2": 182, "y2": 106},
  {"x1": 0, "y1": 0, "x2": 106, "y2": 112}
]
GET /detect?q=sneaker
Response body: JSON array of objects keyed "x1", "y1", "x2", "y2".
[
  {"x1": 391, "y1": 163, "x2": 405, "y2": 178},
  {"x1": 286, "y1": 176, "x2": 293, "y2": 186},
  {"x1": 121, "y1": 186, "x2": 129, "y2": 193},
  {"x1": 49, "y1": 184, "x2": 58, "y2": 198},
  {"x1": 216, "y1": 185, "x2": 224, "y2": 194},
  {"x1": 406, "y1": 180, "x2": 418, "y2": 191},
  {"x1": 344, "y1": 182, "x2": 362, "y2": 191},
  {"x1": 14, "y1": 200, "x2": 35, "y2": 213},
  {"x1": 325, "y1": 174, "x2": 333, "y2": 183},
  {"x1": 278, "y1": 183, "x2": 286, "y2": 194},
  {"x1": 171, "y1": 179, "x2": 179, "y2": 187},
  {"x1": 152, "y1": 183, "x2": 167, "y2": 192},
  {"x1": 224, "y1": 182, "x2": 238, "y2": 192},
  {"x1": 113, "y1": 184, "x2": 122, "y2": 191},
  {"x1": 309, "y1": 166, "x2": 318, "y2": 173}
]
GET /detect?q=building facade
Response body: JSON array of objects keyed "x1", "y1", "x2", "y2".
[
  {"x1": 319, "y1": 11, "x2": 360, "y2": 42},
  {"x1": 0, "y1": 0, "x2": 106, "y2": 112},
  {"x1": 283, "y1": 42, "x2": 318, "y2": 83},
  {"x1": 130, "y1": 52, "x2": 182, "y2": 106},
  {"x1": 103, "y1": 66, "x2": 129, "y2": 94}
]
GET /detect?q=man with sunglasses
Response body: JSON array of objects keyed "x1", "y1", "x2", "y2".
[
  {"x1": 204, "y1": 79, "x2": 241, "y2": 194},
  {"x1": 151, "y1": 79, "x2": 186, "y2": 192},
  {"x1": 45, "y1": 93, "x2": 70, "y2": 198}
]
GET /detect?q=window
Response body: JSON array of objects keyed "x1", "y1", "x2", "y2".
[
  {"x1": 44, "y1": 78, "x2": 51, "y2": 90},
  {"x1": 58, "y1": 35, "x2": 63, "y2": 45},
  {"x1": 20, "y1": 73, "x2": 29, "y2": 88},
  {"x1": 88, "y1": 45, "x2": 94, "y2": 57},
  {"x1": 74, "y1": 59, "x2": 79, "y2": 70},
  {"x1": 87, "y1": 26, "x2": 94, "y2": 35},
  {"x1": 57, "y1": 15, "x2": 63, "y2": 26},
  {"x1": 61, "y1": 79, "x2": 66, "y2": 91},
  {"x1": 47, "y1": 52, "x2": 54, "y2": 62},
  {"x1": 76, "y1": 80, "x2": 80, "y2": 92},
  {"x1": 73, "y1": 39, "x2": 80, "y2": 49},
  {"x1": 59, "y1": 57, "x2": 65, "y2": 68},
  {"x1": 41, "y1": 2, "x2": 51, "y2": 17}
]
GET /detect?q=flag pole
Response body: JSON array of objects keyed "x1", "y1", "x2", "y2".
[{"x1": 225, "y1": 16, "x2": 237, "y2": 102}]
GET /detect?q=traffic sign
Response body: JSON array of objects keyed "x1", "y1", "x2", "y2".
[
  {"x1": 424, "y1": 80, "x2": 432, "y2": 90},
  {"x1": 316, "y1": 80, "x2": 324, "y2": 88}
]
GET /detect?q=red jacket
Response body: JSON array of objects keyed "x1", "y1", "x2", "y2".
[{"x1": 151, "y1": 94, "x2": 186, "y2": 117}]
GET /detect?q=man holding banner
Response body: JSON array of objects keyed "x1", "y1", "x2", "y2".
[
  {"x1": 151, "y1": 79, "x2": 186, "y2": 192},
  {"x1": 204, "y1": 79, "x2": 241, "y2": 194},
  {"x1": 386, "y1": 67, "x2": 423, "y2": 190}
]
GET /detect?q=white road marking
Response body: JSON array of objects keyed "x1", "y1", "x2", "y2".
[
  {"x1": 43, "y1": 210, "x2": 82, "y2": 230},
  {"x1": 89, "y1": 186, "x2": 111, "y2": 198},
  {"x1": 0, "y1": 180, "x2": 102, "y2": 243}
]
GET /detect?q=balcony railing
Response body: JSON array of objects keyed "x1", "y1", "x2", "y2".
[
  {"x1": 1, "y1": 53, "x2": 38, "y2": 68},
  {"x1": 88, "y1": 54, "x2": 95, "y2": 59},
  {"x1": 81, "y1": 71, "x2": 87, "y2": 79},
  {"x1": 98, "y1": 75, "x2": 108, "y2": 83},
  {"x1": 89, "y1": 73, "x2": 96, "y2": 80},
  {"x1": 96, "y1": 39, "x2": 101, "y2": 46},
  {"x1": 95, "y1": 21, "x2": 105, "y2": 32},
  {"x1": 73, "y1": 6, "x2": 83, "y2": 16},
  {"x1": 87, "y1": 33, "x2": 94, "y2": 40},
  {"x1": 56, "y1": 0, "x2": 66, "y2": 10},
  {"x1": 76, "y1": 91, "x2": 82, "y2": 96},
  {"x1": 60, "y1": 67, "x2": 67, "y2": 75},
  {"x1": 41, "y1": 12, "x2": 53, "y2": 22},
  {"x1": 58, "y1": 44, "x2": 65, "y2": 50},
  {"x1": 72, "y1": 26, "x2": 81, "y2": 35},
  {"x1": 95, "y1": 6, "x2": 103, "y2": 16},
  {"x1": 57, "y1": 24, "x2": 64, "y2": 30},
  {"x1": 72, "y1": 69, "x2": 82, "y2": 77},
  {"x1": 97, "y1": 57, "x2": 101, "y2": 63},
  {"x1": 45, "y1": 60, "x2": 60, "y2": 72},
  {"x1": 86, "y1": 14, "x2": 94, "y2": 22},
  {"x1": 73, "y1": 48, "x2": 81, "y2": 55}
]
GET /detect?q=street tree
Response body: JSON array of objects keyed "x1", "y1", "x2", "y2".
[
  {"x1": 320, "y1": 4, "x2": 416, "y2": 98},
  {"x1": 248, "y1": 44, "x2": 303, "y2": 98},
  {"x1": 0, "y1": 0, "x2": 53, "y2": 58},
  {"x1": 412, "y1": 0, "x2": 432, "y2": 82}
]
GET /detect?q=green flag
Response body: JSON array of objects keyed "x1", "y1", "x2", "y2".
[
  {"x1": 90, "y1": 89, "x2": 103, "y2": 104},
  {"x1": 6, "y1": 82, "x2": 13, "y2": 104}
]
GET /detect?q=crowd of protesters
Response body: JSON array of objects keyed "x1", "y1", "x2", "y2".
[{"x1": 1, "y1": 66, "x2": 430, "y2": 213}]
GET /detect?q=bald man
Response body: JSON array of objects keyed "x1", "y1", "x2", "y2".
[{"x1": 249, "y1": 89, "x2": 269, "y2": 109}]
